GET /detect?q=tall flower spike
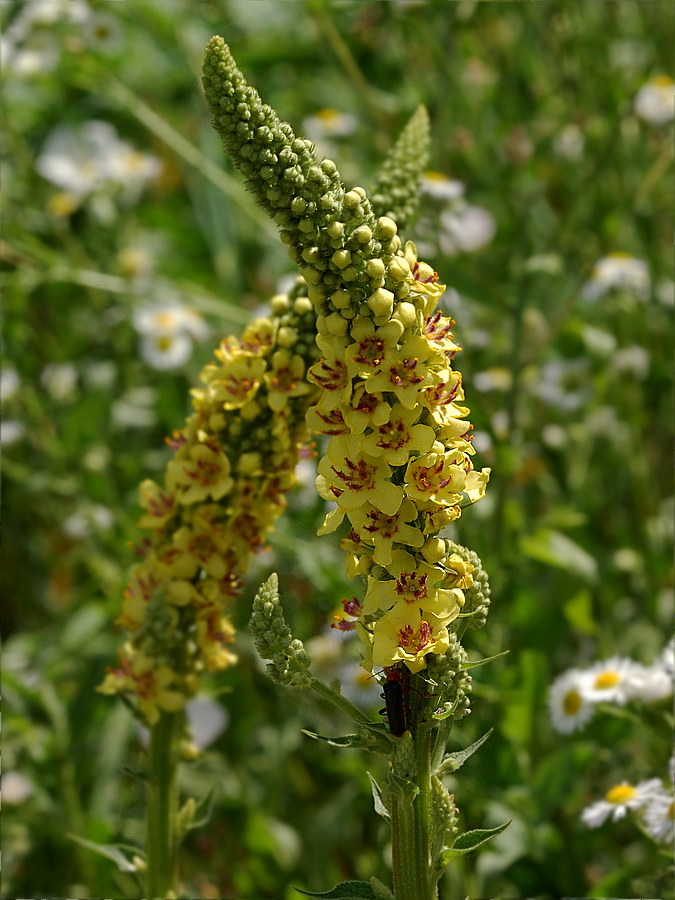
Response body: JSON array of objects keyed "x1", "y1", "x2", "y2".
[
  {"x1": 250, "y1": 573, "x2": 312, "y2": 687},
  {"x1": 371, "y1": 105, "x2": 430, "y2": 228}
]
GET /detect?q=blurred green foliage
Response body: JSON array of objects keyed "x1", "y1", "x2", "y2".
[{"x1": 2, "y1": 1, "x2": 672, "y2": 898}]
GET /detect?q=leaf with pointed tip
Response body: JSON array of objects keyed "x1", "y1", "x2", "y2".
[
  {"x1": 369, "y1": 876, "x2": 394, "y2": 900},
  {"x1": 439, "y1": 820, "x2": 511, "y2": 866},
  {"x1": 435, "y1": 729, "x2": 493, "y2": 777},
  {"x1": 461, "y1": 650, "x2": 510, "y2": 669},
  {"x1": 368, "y1": 772, "x2": 390, "y2": 821},
  {"x1": 186, "y1": 787, "x2": 216, "y2": 832},
  {"x1": 301, "y1": 730, "x2": 368, "y2": 749},
  {"x1": 295, "y1": 880, "x2": 377, "y2": 899},
  {"x1": 67, "y1": 834, "x2": 141, "y2": 872}
]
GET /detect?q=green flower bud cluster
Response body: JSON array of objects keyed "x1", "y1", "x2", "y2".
[
  {"x1": 426, "y1": 635, "x2": 472, "y2": 720},
  {"x1": 250, "y1": 573, "x2": 312, "y2": 687},
  {"x1": 446, "y1": 542, "x2": 491, "y2": 629},
  {"x1": 202, "y1": 38, "x2": 417, "y2": 326},
  {"x1": 371, "y1": 106, "x2": 430, "y2": 229},
  {"x1": 431, "y1": 775, "x2": 459, "y2": 843}
]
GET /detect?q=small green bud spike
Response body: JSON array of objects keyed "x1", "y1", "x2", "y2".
[
  {"x1": 249, "y1": 573, "x2": 312, "y2": 687},
  {"x1": 371, "y1": 105, "x2": 430, "y2": 229},
  {"x1": 431, "y1": 774, "x2": 459, "y2": 845},
  {"x1": 446, "y1": 542, "x2": 491, "y2": 629},
  {"x1": 202, "y1": 38, "x2": 407, "y2": 321}
]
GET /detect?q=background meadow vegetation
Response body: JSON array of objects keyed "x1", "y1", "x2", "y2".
[{"x1": 2, "y1": 1, "x2": 673, "y2": 898}]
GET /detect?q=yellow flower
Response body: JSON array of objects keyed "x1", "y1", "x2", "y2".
[
  {"x1": 306, "y1": 403, "x2": 350, "y2": 436},
  {"x1": 363, "y1": 548, "x2": 464, "y2": 620},
  {"x1": 138, "y1": 480, "x2": 176, "y2": 529},
  {"x1": 239, "y1": 316, "x2": 277, "y2": 356},
  {"x1": 360, "y1": 402, "x2": 436, "y2": 465},
  {"x1": 440, "y1": 553, "x2": 474, "y2": 590},
  {"x1": 264, "y1": 349, "x2": 312, "y2": 412},
  {"x1": 98, "y1": 647, "x2": 186, "y2": 725},
  {"x1": 307, "y1": 355, "x2": 352, "y2": 407},
  {"x1": 422, "y1": 310, "x2": 461, "y2": 354},
  {"x1": 344, "y1": 316, "x2": 403, "y2": 378},
  {"x1": 169, "y1": 441, "x2": 234, "y2": 505},
  {"x1": 205, "y1": 354, "x2": 266, "y2": 410},
  {"x1": 347, "y1": 497, "x2": 424, "y2": 565},
  {"x1": 404, "y1": 449, "x2": 467, "y2": 505},
  {"x1": 317, "y1": 434, "x2": 404, "y2": 515},
  {"x1": 422, "y1": 372, "x2": 467, "y2": 426},
  {"x1": 172, "y1": 523, "x2": 229, "y2": 579},
  {"x1": 342, "y1": 385, "x2": 391, "y2": 435},
  {"x1": 365, "y1": 335, "x2": 443, "y2": 409},
  {"x1": 371, "y1": 605, "x2": 452, "y2": 673},
  {"x1": 196, "y1": 606, "x2": 238, "y2": 670}
]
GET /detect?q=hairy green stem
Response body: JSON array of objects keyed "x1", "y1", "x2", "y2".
[
  {"x1": 146, "y1": 712, "x2": 180, "y2": 899},
  {"x1": 391, "y1": 788, "x2": 418, "y2": 900}
]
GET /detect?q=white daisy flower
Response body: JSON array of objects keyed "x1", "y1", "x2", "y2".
[
  {"x1": 139, "y1": 332, "x2": 193, "y2": 371},
  {"x1": 624, "y1": 663, "x2": 673, "y2": 703},
  {"x1": 439, "y1": 204, "x2": 496, "y2": 255},
  {"x1": 132, "y1": 301, "x2": 207, "y2": 341},
  {"x1": 548, "y1": 669, "x2": 595, "y2": 734},
  {"x1": 581, "y1": 778, "x2": 663, "y2": 828},
  {"x1": 37, "y1": 121, "x2": 119, "y2": 197},
  {"x1": 421, "y1": 171, "x2": 465, "y2": 201},
  {"x1": 581, "y1": 253, "x2": 650, "y2": 302},
  {"x1": 585, "y1": 656, "x2": 643, "y2": 705},
  {"x1": 643, "y1": 789, "x2": 674, "y2": 844},
  {"x1": 634, "y1": 75, "x2": 675, "y2": 126},
  {"x1": 303, "y1": 108, "x2": 357, "y2": 142}
]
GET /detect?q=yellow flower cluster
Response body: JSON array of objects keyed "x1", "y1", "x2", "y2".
[
  {"x1": 308, "y1": 239, "x2": 489, "y2": 674},
  {"x1": 99, "y1": 285, "x2": 320, "y2": 723}
]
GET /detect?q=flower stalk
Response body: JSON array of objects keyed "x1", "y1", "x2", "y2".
[{"x1": 146, "y1": 711, "x2": 180, "y2": 899}]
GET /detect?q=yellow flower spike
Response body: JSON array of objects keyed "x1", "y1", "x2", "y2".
[
  {"x1": 317, "y1": 434, "x2": 404, "y2": 515},
  {"x1": 171, "y1": 525, "x2": 229, "y2": 580},
  {"x1": 371, "y1": 603, "x2": 452, "y2": 673},
  {"x1": 404, "y1": 449, "x2": 468, "y2": 505},
  {"x1": 347, "y1": 497, "x2": 424, "y2": 565},
  {"x1": 363, "y1": 548, "x2": 464, "y2": 621},
  {"x1": 170, "y1": 441, "x2": 234, "y2": 505},
  {"x1": 365, "y1": 335, "x2": 443, "y2": 409},
  {"x1": 360, "y1": 402, "x2": 436, "y2": 466}
]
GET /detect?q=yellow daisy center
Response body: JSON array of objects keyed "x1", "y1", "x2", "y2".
[
  {"x1": 605, "y1": 784, "x2": 636, "y2": 805},
  {"x1": 563, "y1": 689, "x2": 582, "y2": 715},
  {"x1": 594, "y1": 670, "x2": 620, "y2": 689}
]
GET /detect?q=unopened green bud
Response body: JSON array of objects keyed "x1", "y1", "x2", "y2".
[
  {"x1": 393, "y1": 301, "x2": 417, "y2": 329},
  {"x1": 375, "y1": 216, "x2": 397, "y2": 239},
  {"x1": 270, "y1": 293, "x2": 289, "y2": 314},
  {"x1": 326, "y1": 312, "x2": 348, "y2": 336},
  {"x1": 388, "y1": 256, "x2": 411, "y2": 281},
  {"x1": 367, "y1": 288, "x2": 394, "y2": 318},
  {"x1": 354, "y1": 225, "x2": 373, "y2": 243},
  {"x1": 331, "y1": 289, "x2": 351, "y2": 310},
  {"x1": 331, "y1": 249, "x2": 352, "y2": 269},
  {"x1": 366, "y1": 258, "x2": 386, "y2": 278},
  {"x1": 327, "y1": 220, "x2": 344, "y2": 239}
]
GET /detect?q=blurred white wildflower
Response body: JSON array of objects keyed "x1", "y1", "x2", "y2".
[
  {"x1": 139, "y1": 333, "x2": 193, "y2": 371},
  {"x1": 63, "y1": 504, "x2": 114, "y2": 539},
  {"x1": 585, "y1": 656, "x2": 643, "y2": 705},
  {"x1": 1, "y1": 366, "x2": 20, "y2": 401},
  {"x1": 37, "y1": 120, "x2": 161, "y2": 203},
  {"x1": 0, "y1": 420, "x2": 25, "y2": 446},
  {"x1": 82, "y1": 360, "x2": 117, "y2": 390},
  {"x1": 473, "y1": 368, "x2": 512, "y2": 393},
  {"x1": 303, "y1": 108, "x2": 357, "y2": 142},
  {"x1": 612, "y1": 345, "x2": 650, "y2": 379},
  {"x1": 133, "y1": 300, "x2": 208, "y2": 370},
  {"x1": 656, "y1": 279, "x2": 675, "y2": 308},
  {"x1": 548, "y1": 669, "x2": 595, "y2": 734},
  {"x1": 553, "y1": 123, "x2": 585, "y2": 160},
  {"x1": 185, "y1": 696, "x2": 228, "y2": 749},
  {"x1": 82, "y1": 12, "x2": 123, "y2": 52},
  {"x1": 40, "y1": 362, "x2": 78, "y2": 401},
  {"x1": 421, "y1": 171, "x2": 465, "y2": 201},
  {"x1": 634, "y1": 75, "x2": 675, "y2": 126},
  {"x1": 1, "y1": 0, "x2": 89, "y2": 77},
  {"x1": 0, "y1": 771, "x2": 34, "y2": 805},
  {"x1": 439, "y1": 204, "x2": 496, "y2": 255},
  {"x1": 111, "y1": 386, "x2": 158, "y2": 428},
  {"x1": 17, "y1": 0, "x2": 90, "y2": 28},
  {"x1": 337, "y1": 661, "x2": 382, "y2": 709},
  {"x1": 533, "y1": 359, "x2": 589, "y2": 412},
  {"x1": 117, "y1": 246, "x2": 155, "y2": 282},
  {"x1": 581, "y1": 253, "x2": 650, "y2": 302},
  {"x1": 661, "y1": 638, "x2": 674, "y2": 677},
  {"x1": 582, "y1": 779, "x2": 663, "y2": 828},
  {"x1": 626, "y1": 663, "x2": 673, "y2": 703},
  {"x1": 0, "y1": 30, "x2": 59, "y2": 77}
]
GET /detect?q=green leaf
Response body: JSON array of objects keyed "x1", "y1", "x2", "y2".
[
  {"x1": 440, "y1": 820, "x2": 511, "y2": 865},
  {"x1": 519, "y1": 528, "x2": 597, "y2": 582},
  {"x1": 367, "y1": 772, "x2": 390, "y2": 821},
  {"x1": 435, "y1": 729, "x2": 493, "y2": 776},
  {"x1": 301, "y1": 730, "x2": 368, "y2": 749},
  {"x1": 563, "y1": 588, "x2": 597, "y2": 635},
  {"x1": 461, "y1": 650, "x2": 510, "y2": 669},
  {"x1": 66, "y1": 834, "x2": 141, "y2": 872},
  {"x1": 295, "y1": 880, "x2": 377, "y2": 899}
]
